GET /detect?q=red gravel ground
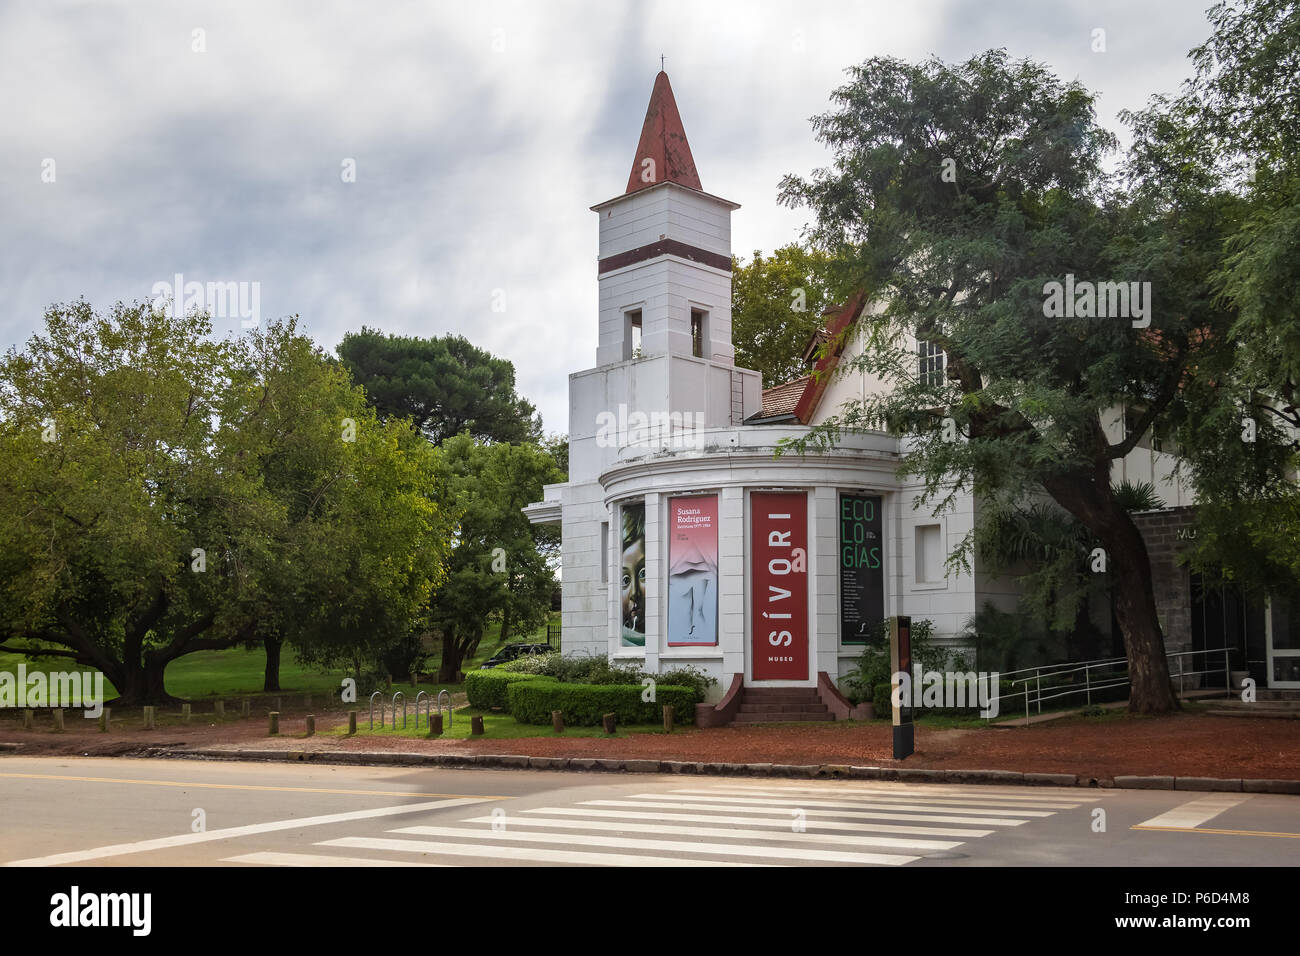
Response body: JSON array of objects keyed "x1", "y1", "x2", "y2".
[{"x1": 4, "y1": 706, "x2": 1298, "y2": 780}]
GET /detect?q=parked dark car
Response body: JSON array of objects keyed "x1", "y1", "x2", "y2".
[{"x1": 479, "y1": 643, "x2": 555, "y2": 669}]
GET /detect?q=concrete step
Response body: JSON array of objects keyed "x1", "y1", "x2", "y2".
[
  {"x1": 737, "y1": 702, "x2": 828, "y2": 714},
  {"x1": 732, "y1": 712, "x2": 835, "y2": 723}
]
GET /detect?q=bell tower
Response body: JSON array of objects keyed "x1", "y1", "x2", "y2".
[
  {"x1": 592, "y1": 71, "x2": 741, "y2": 368},
  {"x1": 539, "y1": 71, "x2": 763, "y2": 663}
]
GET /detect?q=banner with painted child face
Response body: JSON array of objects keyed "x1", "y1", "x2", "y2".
[
  {"x1": 667, "y1": 495, "x2": 718, "y2": 646},
  {"x1": 620, "y1": 502, "x2": 646, "y2": 647},
  {"x1": 750, "y1": 492, "x2": 808, "y2": 680}
]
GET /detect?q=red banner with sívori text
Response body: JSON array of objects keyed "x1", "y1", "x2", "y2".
[{"x1": 750, "y1": 492, "x2": 809, "y2": 681}]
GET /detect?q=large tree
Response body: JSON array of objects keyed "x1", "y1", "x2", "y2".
[
  {"x1": 779, "y1": 49, "x2": 1249, "y2": 713},
  {"x1": 1172, "y1": 0, "x2": 1300, "y2": 593},
  {"x1": 0, "y1": 303, "x2": 452, "y2": 704},
  {"x1": 427, "y1": 434, "x2": 562, "y2": 682},
  {"x1": 337, "y1": 328, "x2": 541, "y2": 446},
  {"x1": 731, "y1": 244, "x2": 834, "y2": 387}
]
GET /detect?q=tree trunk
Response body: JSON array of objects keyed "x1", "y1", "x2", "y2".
[
  {"x1": 499, "y1": 606, "x2": 513, "y2": 646},
  {"x1": 438, "y1": 629, "x2": 465, "y2": 684},
  {"x1": 1043, "y1": 470, "x2": 1178, "y2": 715},
  {"x1": 110, "y1": 656, "x2": 182, "y2": 707},
  {"x1": 263, "y1": 635, "x2": 283, "y2": 692},
  {"x1": 1105, "y1": 521, "x2": 1179, "y2": 714}
]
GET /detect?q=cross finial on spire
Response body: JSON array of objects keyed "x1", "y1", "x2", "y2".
[{"x1": 660, "y1": 54, "x2": 665, "y2": 71}]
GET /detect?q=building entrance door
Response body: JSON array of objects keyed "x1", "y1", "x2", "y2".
[
  {"x1": 1189, "y1": 574, "x2": 1267, "y2": 689},
  {"x1": 1267, "y1": 594, "x2": 1300, "y2": 688}
]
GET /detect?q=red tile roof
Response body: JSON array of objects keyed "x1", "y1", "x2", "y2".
[
  {"x1": 758, "y1": 375, "x2": 810, "y2": 419},
  {"x1": 756, "y1": 293, "x2": 868, "y2": 425}
]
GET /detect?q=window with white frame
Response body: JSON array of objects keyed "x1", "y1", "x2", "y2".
[
  {"x1": 915, "y1": 524, "x2": 944, "y2": 584},
  {"x1": 918, "y1": 340, "x2": 945, "y2": 388}
]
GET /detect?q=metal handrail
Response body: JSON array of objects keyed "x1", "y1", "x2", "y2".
[
  {"x1": 996, "y1": 655, "x2": 1128, "y2": 680},
  {"x1": 985, "y1": 646, "x2": 1236, "y2": 724}
]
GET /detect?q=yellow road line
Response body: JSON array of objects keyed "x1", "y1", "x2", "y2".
[
  {"x1": 1132, "y1": 824, "x2": 1300, "y2": 839},
  {"x1": 0, "y1": 771, "x2": 507, "y2": 800}
]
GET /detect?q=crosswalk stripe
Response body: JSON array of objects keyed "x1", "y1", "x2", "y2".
[
  {"x1": 318, "y1": 835, "x2": 772, "y2": 867},
  {"x1": 462, "y1": 814, "x2": 963, "y2": 851},
  {"x1": 1, "y1": 796, "x2": 494, "y2": 868},
  {"x1": 629, "y1": 792, "x2": 1055, "y2": 817},
  {"x1": 389, "y1": 825, "x2": 918, "y2": 865},
  {"x1": 1133, "y1": 795, "x2": 1252, "y2": 830},
  {"x1": 694, "y1": 782, "x2": 1102, "y2": 801},
  {"x1": 668, "y1": 787, "x2": 1085, "y2": 809},
  {"x1": 223, "y1": 851, "x2": 450, "y2": 867},
  {"x1": 521, "y1": 806, "x2": 995, "y2": 838},
  {"x1": 582, "y1": 798, "x2": 1031, "y2": 827}
]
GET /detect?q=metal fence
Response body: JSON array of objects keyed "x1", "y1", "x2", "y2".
[{"x1": 988, "y1": 646, "x2": 1237, "y2": 725}]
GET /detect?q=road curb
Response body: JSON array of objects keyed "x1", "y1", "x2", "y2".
[{"x1": 58, "y1": 746, "x2": 1300, "y2": 795}]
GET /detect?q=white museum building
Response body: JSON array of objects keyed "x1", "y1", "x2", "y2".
[{"x1": 524, "y1": 71, "x2": 1300, "y2": 724}]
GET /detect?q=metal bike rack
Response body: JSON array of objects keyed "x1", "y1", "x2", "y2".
[
  {"x1": 392, "y1": 691, "x2": 406, "y2": 729},
  {"x1": 414, "y1": 691, "x2": 429, "y2": 729},
  {"x1": 369, "y1": 691, "x2": 384, "y2": 729},
  {"x1": 437, "y1": 689, "x2": 452, "y2": 728}
]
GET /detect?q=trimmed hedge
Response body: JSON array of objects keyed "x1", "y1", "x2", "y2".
[
  {"x1": 507, "y1": 681, "x2": 699, "y2": 726},
  {"x1": 465, "y1": 670, "x2": 551, "y2": 711}
]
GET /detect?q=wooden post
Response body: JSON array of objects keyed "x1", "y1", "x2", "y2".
[
  {"x1": 143, "y1": 706, "x2": 155, "y2": 730},
  {"x1": 214, "y1": 700, "x2": 225, "y2": 719},
  {"x1": 22, "y1": 709, "x2": 33, "y2": 730},
  {"x1": 429, "y1": 713, "x2": 443, "y2": 737},
  {"x1": 181, "y1": 703, "x2": 191, "y2": 724},
  {"x1": 602, "y1": 712, "x2": 617, "y2": 735},
  {"x1": 551, "y1": 710, "x2": 564, "y2": 734},
  {"x1": 347, "y1": 711, "x2": 357, "y2": 735},
  {"x1": 662, "y1": 704, "x2": 674, "y2": 734},
  {"x1": 241, "y1": 697, "x2": 250, "y2": 717},
  {"x1": 52, "y1": 708, "x2": 64, "y2": 731},
  {"x1": 99, "y1": 707, "x2": 110, "y2": 733},
  {"x1": 305, "y1": 715, "x2": 315, "y2": 737},
  {"x1": 470, "y1": 715, "x2": 485, "y2": 736},
  {"x1": 268, "y1": 711, "x2": 280, "y2": 735},
  {"x1": 274, "y1": 697, "x2": 282, "y2": 713}
]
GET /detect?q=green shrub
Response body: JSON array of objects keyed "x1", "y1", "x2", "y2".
[
  {"x1": 497, "y1": 654, "x2": 718, "y2": 699},
  {"x1": 465, "y1": 670, "x2": 549, "y2": 710},
  {"x1": 873, "y1": 682, "x2": 893, "y2": 719},
  {"x1": 655, "y1": 665, "x2": 718, "y2": 700},
  {"x1": 507, "y1": 681, "x2": 699, "y2": 726},
  {"x1": 872, "y1": 676, "x2": 1017, "y2": 719}
]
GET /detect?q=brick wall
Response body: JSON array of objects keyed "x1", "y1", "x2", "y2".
[{"x1": 1130, "y1": 506, "x2": 1197, "y2": 659}]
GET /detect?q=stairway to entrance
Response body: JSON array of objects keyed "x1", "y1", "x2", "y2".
[{"x1": 733, "y1": 687, "x2": 834, "y2": 724}]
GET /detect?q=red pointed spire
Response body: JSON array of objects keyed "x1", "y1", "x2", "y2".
[{"x1": 625, "y1": 71, "x2": 702, "y2": 195}]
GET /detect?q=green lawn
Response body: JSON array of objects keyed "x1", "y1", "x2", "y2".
[{"x1": 0, "y1": 613, "x2": 558, "y2": 702}]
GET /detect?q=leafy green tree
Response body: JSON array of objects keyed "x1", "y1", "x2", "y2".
[
  {"x1": 779, "y1": 49, "x2": 1248, "y2": 713},
  {"x1": 337, "y1": 328, "x2": 541, "y2": 445},
  {"x1": 1171, "y1": 0, "x2": 1300, "y2": 593},
  {"x1": 0, "y1": 302, "x2": 451, "y2": 704},
  {"x1": 731, "y1": 244, "x2": 834, "y2": 387},
  {"x1": 428, "y1": 434, "x2": 563, "y2": 682}
]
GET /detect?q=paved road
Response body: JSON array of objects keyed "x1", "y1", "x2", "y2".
[{"x1": 0, "y1": 756, "x2": 1296, "y2": 866}]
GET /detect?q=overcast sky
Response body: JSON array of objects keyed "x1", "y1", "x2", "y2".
[{"x1": 1, "y1": 0, "x2": 1217, "y2": 433}]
